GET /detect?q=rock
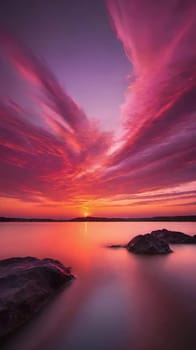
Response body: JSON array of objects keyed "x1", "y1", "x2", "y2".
[
  {"x1": 127, "y1": 234, "x2": 172, "y2": 255},
  {"x1": 0, "y1": 257, "x2": 74, "y2": 340},
  {"x1": 151, "y1": 228, "x2": 196, "y2": 244},
  {"x1": 107, "y1": 244, "x2": 124, "y2": 248}
]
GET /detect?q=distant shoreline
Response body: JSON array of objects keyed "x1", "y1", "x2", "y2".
[{"x1": 0, "y1": 216, "x2": 195, "y2": 222}]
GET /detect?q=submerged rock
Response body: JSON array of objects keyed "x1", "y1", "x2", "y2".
[
  {"x1": 0, "y1": 257, "x2": 74, "y2": 340},
  {"x1": 107, "y1": 244, "x2": 124, "y2": 248},
  {"x1": 151, "y1": 229, "x2": 196, "y2": 244},
  {"x1": 127, "y1": 234, "x2": 172, "y2": 255}
]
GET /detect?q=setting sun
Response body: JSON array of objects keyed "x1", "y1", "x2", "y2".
[{"x1": 81, "y1": 206, "x2": 90, "y2": 217}]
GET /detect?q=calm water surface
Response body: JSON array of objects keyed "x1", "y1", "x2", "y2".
[{"x1": 0, "y1": 222, "x2": 196, "y2": 350}]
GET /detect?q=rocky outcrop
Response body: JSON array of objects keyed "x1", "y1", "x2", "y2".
[
  {"x1": 108, "y1": 228, "x2": 196, "y2": 255},
  {"x1": 0, "y1": 257, "x2": 74, "y2": 340},
  {"x1": 126, "y1": 234, "x2": 172, "y2": 255},
  {"x1": 151, "y1": 229, "x2": 196, "y2": 244}
]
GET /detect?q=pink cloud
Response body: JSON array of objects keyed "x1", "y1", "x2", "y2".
[{"x1": 105, "y1": 0, "x2": 196, "y2": 190}]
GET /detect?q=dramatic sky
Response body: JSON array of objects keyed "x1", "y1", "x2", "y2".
[{"x1": 0, "y1": 0, "x2": 196, "y2": 218}]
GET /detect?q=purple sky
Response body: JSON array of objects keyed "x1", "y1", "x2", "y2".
[{"x1": 0, "y1": 0, "x2": 130, "y2": 131}]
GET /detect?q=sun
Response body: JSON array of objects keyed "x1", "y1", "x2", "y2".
[{"x1": 82, "y1": 207, "x2": 90, "y2": 217}]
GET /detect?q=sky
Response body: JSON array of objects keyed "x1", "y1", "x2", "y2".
[{"x1": 0, "y1": 0, "x2": 195, "y2": 218}]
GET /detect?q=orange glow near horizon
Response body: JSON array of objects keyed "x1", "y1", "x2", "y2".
[
  {"x1": 1, "y1": 193, "x2": 195, "y2": 219},
  {"x1": 83, "y1": 210, "x2": 90, "y2": 218}
]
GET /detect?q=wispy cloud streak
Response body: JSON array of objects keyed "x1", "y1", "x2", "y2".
[
  {"x1": 105, "y1": 0, "x2": 196, "y2": 192},
  {"x1": 0, "y1": 33, "x2": 112, "y2": 203}
]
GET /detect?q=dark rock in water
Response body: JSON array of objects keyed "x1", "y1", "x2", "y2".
[
  {"x1": 127, "y1": 234, "x2": 172, "y2": 255},
  {"x1": 109, "y1": 228, "x2": 195, "y2": 255},
  {"x1": 107, "y1": 244, "x2": 124, "y2": 248},
  {"x1": 0, "y1": 257, "x2": 74, "y2": 340},
  {"x1": 151, "y1": 228, "x2": 196, "y2": 244}
]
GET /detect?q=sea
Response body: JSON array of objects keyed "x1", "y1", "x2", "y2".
[{"x1": 0, "y1": 221, "x2": 196, "y2": 350}]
